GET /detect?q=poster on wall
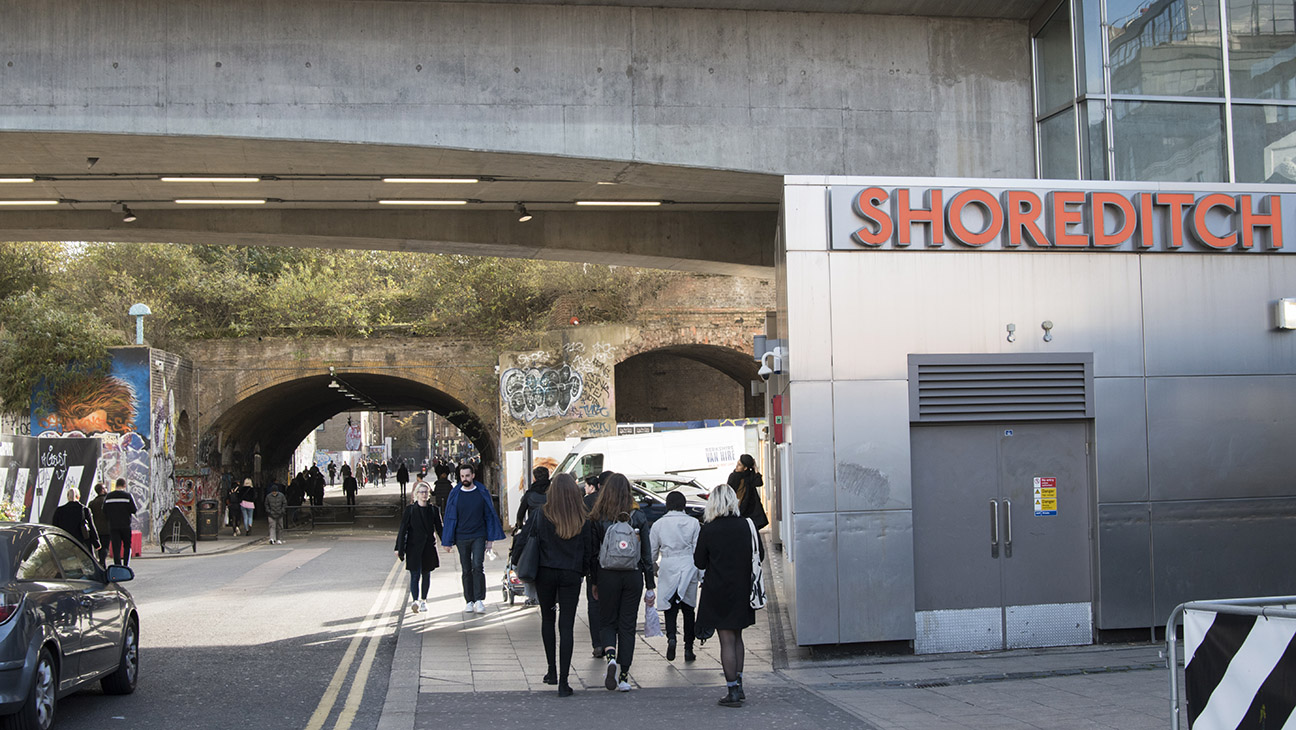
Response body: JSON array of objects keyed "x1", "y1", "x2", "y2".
[
  {"x1": 0, "y1": 435, "x2": 101, "y2": 523},
  {"x1": 501, "y1": 439, "x2": 579, "y2": 528}
]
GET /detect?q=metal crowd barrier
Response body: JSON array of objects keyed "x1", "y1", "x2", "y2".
[{"x1": 1166, "y1": 595, "x2": 1296, "y2": 730}]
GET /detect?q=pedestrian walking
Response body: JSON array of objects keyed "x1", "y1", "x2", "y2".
[
  {"x1": 238, "y1": 478, "x2": 256, "y2": 536},
  {"x1": 582, "y1": 470, "x2": 609, "y2": 655},
  {"x1": 265, "y1": 482, "x2": 288, "y2": 544},
  {"x1": 440, "y1": 464, "x2": 505, "y2": 614},
  {"x1": 514, "y1": 466, "x2": 552, "y2": 607},
  {"x1": 379, "y1": 462, "x2": 388, "y2": 486},
  {"x1": 328, "y1": 460, "x2": 336, "y2": 486},
  {"x1": 588, "y1": 473, "x2": 656, "y2": 692},
  {"x1": 516, "y1": 473, "x2": 591, "y2": 697},
  {"x1": 397, "y1": 461, "x2": 410, "y2": 503},
  {"x1": 432, "y1": 468, "x2": 452, "y2": 514},
  {"x1": 51, "y1": 487, "x2": 100, "y2": 555},
  {"x1": 343, "y1": 472, "x2": 358, "y2": 506},
  {"x1": 87, "y1": 483, "x2": 110, "y2": 566},
  {"x1": 226, "y1": 479, "x2": 243, "y2": 536},
  {"x1": 651, "y1": 490, "x2": 701, "y2": 662},
  {"x1": 396, "y1": 481, "x2": 443, "y2": 614},
  {"x1": 730, "y1": 454, "x2": 769, "y2": 530},
  {"x1": 694, "y1": 483, "x2": 765, "y2": 708},
  {"x1": 104, "y1": 478, "x2": 137, "y2": 567}
]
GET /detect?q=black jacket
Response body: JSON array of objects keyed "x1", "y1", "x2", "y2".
[
  {"x1": 513, "y1": 509, "x2": 593, "y2": 575},
  {"x1": 515, "y1": 477, "x2": 549, "y2": 526},
  {"x1": 588, "y1": 510, "x2": 656, "y2": 590},
  {"x1": 396, "y1": 503, "x2": 443, "y2": 574},
  {"x1": 103, "y1": 490, "x2": 137, "y2": 531},
  {"x1": 52, "y1": 501, "x2": 99, "y2": 548}
]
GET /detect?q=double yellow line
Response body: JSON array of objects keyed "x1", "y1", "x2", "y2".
[{"x1": 305, "y1": 560, "x2": 405, "y2": 730}]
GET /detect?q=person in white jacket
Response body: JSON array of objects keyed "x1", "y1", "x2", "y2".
[{"x1": 650, "y1": 491, "x2": 701, "y2": 662}]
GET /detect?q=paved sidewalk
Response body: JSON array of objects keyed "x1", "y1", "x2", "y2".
[{"x1": 379, "y1": 538, "x2": 1183, "y2": 730}]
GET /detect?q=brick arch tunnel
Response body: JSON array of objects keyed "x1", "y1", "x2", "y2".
[
  {"x1": 614, "y1": 344, "x2": 762, "y2": 423},
  {"x1": 203, "y1": 373, "x2": 497, "y2": 480}
]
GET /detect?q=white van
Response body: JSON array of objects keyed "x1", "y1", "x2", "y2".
[{"x1": 555, "y1": 425, "x2": 750, "y2": 488}]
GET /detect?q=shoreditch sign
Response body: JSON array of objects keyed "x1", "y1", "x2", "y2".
[{"x1": 828, "y1": 183, "x2": 1291, "y2": 252}]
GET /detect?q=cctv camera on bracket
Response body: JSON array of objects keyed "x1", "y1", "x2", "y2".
[{"x1": 758, "y1": 347, "x2": 785, "y2": 380}]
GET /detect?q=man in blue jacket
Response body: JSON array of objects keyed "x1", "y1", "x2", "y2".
[{"x1": 441, "y1": 463, "x2": 505, "y2": 614}]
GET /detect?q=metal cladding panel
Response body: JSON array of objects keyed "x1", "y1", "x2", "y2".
[
  {"x1": 1093, "y1": 377, "x2": 1149, "y2": 503},
  {"x1": 785, "y1": 252, "x2": 834, "y2": 383},
  {"x1": 1147, "y1": 376, "x2": 1296, "y2": 501},
  {"x1": 826, "y1": 252, "x2": 1144, "y2": 381},
  {"x1": 1141, "y1": 255, "x2": 1296, "y2": 377},
  {"x1": 833, "y1": 380, "x2": 912, "y2": 510},
  {"x1": 1150, "y1": 498, "x2": 1296, "y2": 621},
  {"x1": 837, "y1": 510, "x2": 916, "y2": 642},
  {"x1": 789, "y1": 380, "x2": 837, "y2": 513},
  {"x1": 793, "y1": 512, "x2": 840, "y2": 644},
  {"x1": 783, "y1": 184, "x2": 829, "y2": 253},
  {"x1": 914, "y1": 607, "x2": 1001, "y2": 654},
  {"x1": 1005, "y1": 602, "x2": 1092, "y2": 649},
  {"x1": 1095, "y1": 502, "x2": 1153, "y2": 630}
]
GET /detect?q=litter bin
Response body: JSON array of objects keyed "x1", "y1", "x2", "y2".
[{"x1": 196, "y1": 499, "x2": 219, "y2": 541}]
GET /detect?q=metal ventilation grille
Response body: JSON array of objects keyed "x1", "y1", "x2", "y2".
[{"x1": 909, "y1": 355, "x2": 1093, "y2": 423}]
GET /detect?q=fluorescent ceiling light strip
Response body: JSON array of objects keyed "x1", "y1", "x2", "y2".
[
  {"x1": 161, "y1": 177, "x2": 261, "y2": 183},
  {"x1": 0, "y1": 200, "x2": 58, "y2": 205},
  {"x1": 0, "y1": 178, "x2": 35, "y2": 184},
  {"x1": 381, "y1": 177, "x2": 479, "y2": 184},
  {"x1": 377, "y1": 199, "x2": 468, "y2": 205},
  {"x1": 174, "y1": 199, "x2": 266, "y2": 205},
  {"x1": 575, "y1": 200, "x2": 661, "y2": 206}
]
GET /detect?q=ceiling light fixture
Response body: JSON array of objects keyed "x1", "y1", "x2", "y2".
[
  {"x1": 515, "y1": 202, "x2": 533, "y2": 222},
  {"x1": 160, "y1": 176, "x2": 261, "y2": 183},
  {"x1": 575, "y1": 200, "x2": 661, "y2": 207},
  {"x1": 328, "y1": 381, "x2": 340, "y2": 389},
  {"x1": 377, "y1": 199, "x2": 469, "y2": 205},
  {"x1": 0, "y1": 200, "x2": 59, "y2": 206},
  {"x1": 0, "y1": 178, "x2": 35, "y2": 184},
  {"x1": 111, "y1": 202, "x2": 137, "y2": 223},
  {"x1": 174, "y1": 199, "x2": 266, "y2": 205},
  {"x1": 381, "y1": 177, "x2": 479, "y2": 184}
]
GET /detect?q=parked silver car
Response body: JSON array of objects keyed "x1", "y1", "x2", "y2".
[{"x1": 0, "y1": 523, "x2": 138, "y2": 730}]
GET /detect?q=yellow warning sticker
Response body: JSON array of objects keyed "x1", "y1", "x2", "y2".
[{"x1": 1033, "y1": 476, "x2": 1058, "y2": 516}]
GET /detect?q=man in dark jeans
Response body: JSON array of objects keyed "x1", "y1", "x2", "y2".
[
  {"x1": 441, "y1": 464, "x2": 505, "y2": 614},
  {"x1": 103, "y1": 478, "x2": 137, "y2": 567}
]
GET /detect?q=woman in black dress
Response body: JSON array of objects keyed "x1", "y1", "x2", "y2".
[
  {"x1": 395, "y1": 481, "x2": 443, "y2": 614},
  {"x1": 694, "y1": 482, "x2": 764, "y2": 708}
]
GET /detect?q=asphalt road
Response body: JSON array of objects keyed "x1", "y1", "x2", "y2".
[{"x1": 51, "y1": 532, "x2": 403, "y2": 730}]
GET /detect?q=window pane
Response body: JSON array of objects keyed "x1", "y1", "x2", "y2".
[
  {"x1": 1081, "y1": 100, "x2": 1109, "y2": 179},
  {"x1": 47, "y1": 535, "x2": 100, "y2": 582},
  {"x1": 1108, "y1": 0, "x2": 1224, "y2": 96},
  {"x1": 1040, "y1": 108, "x2": 1080, "y2": 179},
  {"x1": 1228, "y1": 0, "x2": 1296, "y2": 100},
  {"x1": 1076, "y1": 0, "x2": 1107, "y2": 95},
  {"x1": 1113, "y1": 100, "x2": 1226, "y2": 181},
  {"x1": 1233, "y1": 104, "x2": 1296, "y2": 182},
  {"x1": 15, "y1": 537, "x2": 60, "y2": 581},
  {"x1": 1036, "y1": 4, "x2": 1077, "y2": 113}
]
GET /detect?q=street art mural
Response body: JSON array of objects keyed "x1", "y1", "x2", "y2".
[
  {"x1": 0, "y1": 435, "x2": 100, "y2": 523},
  {"x1": 499, "y1": 339, "x2": 616, "y2": 448}
]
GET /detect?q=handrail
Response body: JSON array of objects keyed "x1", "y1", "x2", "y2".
[{"x1": 1166, "y1": 595, "x2": 1296, "y2": 730}]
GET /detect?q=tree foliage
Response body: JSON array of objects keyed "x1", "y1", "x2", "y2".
[{"x1": 0, "y1": 292, "x2": 123, "y2": 415}]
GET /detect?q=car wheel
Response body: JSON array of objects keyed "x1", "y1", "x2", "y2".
[
  {"x1": 100, "y1": 617, "x2": 138, "y2": 695},
  {"x1": 0, "y1": 646, "x2": 56, "y2": 730}
]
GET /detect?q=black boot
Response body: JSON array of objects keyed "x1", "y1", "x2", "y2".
[
  {"x1": 542, "y1": 669, "x2": 557, "y2": 685},
  {"x1": 666, "y1": 639, "x2": 677, "y2": 662},
  {"x1": 718, "y1": 684, "x2": 743, "y2": 707},
  {"x1": 684, "y1": 644, "x2": 696, "y2": 662},
  {"x1": 557, "y1": 682, "x2": 573, "y2": 697},
  {"x1": 737, "y1": 675, "x2": 745, "y2": 700}
]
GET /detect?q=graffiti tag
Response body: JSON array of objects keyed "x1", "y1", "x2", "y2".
[{"x1": 502, "y1": 365, "x2": 584, "y2": 422}]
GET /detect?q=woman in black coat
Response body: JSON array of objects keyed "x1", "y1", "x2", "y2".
[
  {"x1": 395, "y1": 481, "x2": 443, "y2": 614},
  {"x1": 694, "y1": 482, "x2": 764, "y2": 708}
]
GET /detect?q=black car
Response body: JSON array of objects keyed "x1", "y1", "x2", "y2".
[{"x1": 0, "y1": 523, "x2": 138, "y2": 730}]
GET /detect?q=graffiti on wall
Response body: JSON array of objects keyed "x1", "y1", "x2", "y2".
[
  {"x1": 149, "y1": 389, "x2": 178, "y2": 538},
  {"x1": 499, "y1": 340, "x2": 616, "y2": 447}
]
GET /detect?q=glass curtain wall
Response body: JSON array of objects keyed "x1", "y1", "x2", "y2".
[{"x1": 1034, "y1": 0, "x2": 1296, "y2": 183}]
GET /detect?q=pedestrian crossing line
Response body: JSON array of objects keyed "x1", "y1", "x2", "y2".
[
  {"x1": 332, "y1": 568, "x2": 406, "y2": 730},
  {"x1": 304, "y1": 560, "x2": 403, "y2": 730}
]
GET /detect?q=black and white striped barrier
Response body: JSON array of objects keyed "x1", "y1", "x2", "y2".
[{"x1": 1167, "y1": 597, "x2": 1296, "y2": 730}]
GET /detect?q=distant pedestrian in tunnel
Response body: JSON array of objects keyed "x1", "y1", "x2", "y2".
[
  {"x1": 327, "y1": 460, "x2": 336, "y2": 486},
  {"x1": 441, "y1": 463, "x2": 505, "y2": 614},
  {"x1": 238, "y1": 478, "x2": 256, "y2": 535},
  {"x1": 397, "y1": 461, "x2": 410, "y2": 503},
  {"x1": 396, "y1": 481, "x2": 442, "y2": 614},
  {"x1": 265, "y1": 482, "x2": 287, "y2": 545},
  {"x1": 104, "y1": 478, "x2": 137, "y2": 567},
  {"x1": 343, "y1": 471, "x2": 358, "y2": 506}
]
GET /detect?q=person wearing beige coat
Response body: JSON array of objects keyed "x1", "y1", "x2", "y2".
[{"x1": 650, "y1": 492, "x2": 701, "y2": 662}]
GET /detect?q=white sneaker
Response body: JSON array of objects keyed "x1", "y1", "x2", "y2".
[
  {"x1": 410, "y1": 601, "x2": 420, "y2": 614},
  {"x1": 617, "y1": 679, "x2": 631, "y2": 692},
  {"x1": 473, "y1": 600, "x2": 486, "y2": 614},
  {"x1": 418, "y1": 599, "x2": 428, "y2": 612},
  {"x1": 464, "y1": 602, "x2": 475, "y2": 613}
]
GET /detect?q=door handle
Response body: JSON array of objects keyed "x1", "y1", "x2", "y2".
[
  {"x1": 989, "y1": 499, "x2": 1000, "y2": 558},
  {"x1": 1003, "y1": 499, "x2": 1013, "y2": 558}
]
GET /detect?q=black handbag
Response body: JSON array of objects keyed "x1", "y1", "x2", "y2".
[{"x1": 514, "y1": 519, "x2": 541, "y2": 582}]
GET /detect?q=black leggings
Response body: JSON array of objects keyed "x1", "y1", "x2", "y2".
[
  {"x1": 409, "y1": 570, "x2": 431, "y2": 600},
  {"x1": 664, "y1": 594, "x2": 695, "y2": 645},
  {"x1": 535, "y1": 567, "x2": 582, "y2": 683},
  {"x1": 598, "y1": 569, "x2": 643, "y2": 671},
  {"x1": 585, "y1": 582, "x2": 600, "y2": 648}
]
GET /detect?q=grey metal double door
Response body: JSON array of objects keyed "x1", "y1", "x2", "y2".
[{"x1": 912, "y1": 421, "x2": 1093, "y2": 653}]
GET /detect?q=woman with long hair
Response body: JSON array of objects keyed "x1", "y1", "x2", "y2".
[
  {"x1": 395, "y1": 481, "x2": 443, "y2": 614},
  {"x1": 588, "y1": 473, "x2": 656, "y2": 692},
  {"x1": 694, "y1": 483, "x2": 764, "y2": 708},
  {"x1": 520, "y1": 473, "x2": 592, "y2": 696}
]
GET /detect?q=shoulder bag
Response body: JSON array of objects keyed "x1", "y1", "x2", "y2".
[
  {"x1": 747, "y1": 517, "x2": 767, "y2": 610},
  {"x1": 515, "y1": 515, "x2": 542, "y2": 582}
]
